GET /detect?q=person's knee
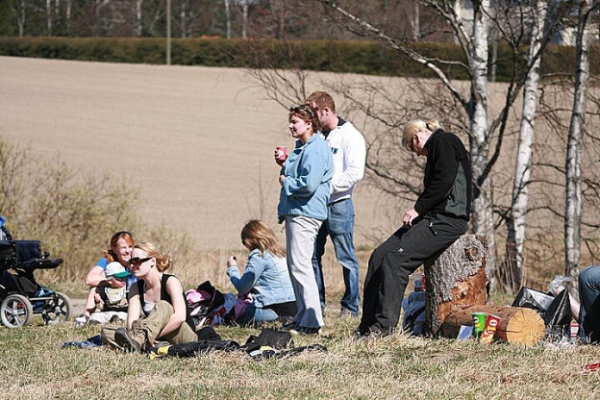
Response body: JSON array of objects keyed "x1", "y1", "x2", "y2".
[{"x1": 580, "y1": 266, "x2": 600, "y2": 290}]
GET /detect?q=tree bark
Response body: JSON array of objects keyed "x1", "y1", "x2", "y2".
[
  {"x1": 565, "y1": 0, "x2": 595, "y2": 279},
  {"x1": 507, "y1": 0, "x2": 547, "y2": 292},
  {"x1": 441, "y1": 304, "x2": 545, "y2": 345},
  {"x1": 423, "y1": 234, "x2": 488, "y2": 336}
]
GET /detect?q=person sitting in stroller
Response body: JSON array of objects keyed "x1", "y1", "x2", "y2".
[{"x1": 76, "y1": 231, "x2": 136, "y2": 326}]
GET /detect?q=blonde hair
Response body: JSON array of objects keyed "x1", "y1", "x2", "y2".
[
  {"x1": 241, "y1": 220, "x2": 286, "y2": 258},
  {"x1": 133, "y1": 242, "x2": 172, "y2": 272},
  {"x1": 402, "y1": 119, "x2": 442, "y2": 150}
]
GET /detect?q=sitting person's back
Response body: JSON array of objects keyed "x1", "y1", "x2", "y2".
[{"x1": 227, "y1": 220, "x2": 296, "y2": 326}]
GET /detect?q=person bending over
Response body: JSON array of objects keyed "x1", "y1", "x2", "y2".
[{"x1": 355, "y1": 118, "x2": 471, "y2": 338}]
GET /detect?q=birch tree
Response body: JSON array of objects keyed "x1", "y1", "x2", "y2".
[
  {"x1": 135, "y1": 0, "x2": 143, "y2": 36},
  {"x1": 565, "y1": 0, "x2": 599, "y2": 278},
  {"x1": 506, "y1": 0, "x2": 548, "y2": 292},
  {"x1": 224, "y1": 0, "x2": 231, "y2": 38}
]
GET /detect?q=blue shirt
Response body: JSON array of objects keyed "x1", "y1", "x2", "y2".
[
  {"x1": 227, "y1": 249, "x2": 295, "y2": 308},
  {"x1": 277, "y1": 134, "x2": 333, "y2": 221}
]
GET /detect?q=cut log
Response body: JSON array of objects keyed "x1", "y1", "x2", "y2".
[
  {"x1": 423, "y1": 234, "x2": 488, "y2": 335},
  {"x1": 440, "y1": 305, "x2": 545, "y2": 345}
]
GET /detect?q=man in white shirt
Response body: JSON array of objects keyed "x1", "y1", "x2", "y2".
[{"x1": 306, "y1": 91, "x2": 366, "y2": 317}]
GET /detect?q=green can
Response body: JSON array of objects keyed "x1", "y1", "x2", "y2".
[{"x1": 472, "y1": 312, "x2": 486, "y2": 339}]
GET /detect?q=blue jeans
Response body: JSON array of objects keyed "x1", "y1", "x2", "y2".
[
  {"x1": 579, "y1": 265, "x2": 600, "y2": 343},
  {"x1": 237, "y1": 304, "x2": 279, "y2": 326},
  {"x1": 312, "y1": 198, "x2": 361, "y2": 316}
]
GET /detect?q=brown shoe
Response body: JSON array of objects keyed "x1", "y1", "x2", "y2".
[{"x1": 115, "y1": 327, "x2": 147, "y2": 353}]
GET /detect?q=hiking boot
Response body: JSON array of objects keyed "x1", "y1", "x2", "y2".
[
  {"x1": 280, "y1": 321, "x2": 298, "y2": 332},
  {"x1": 353, "y1": 325, "x2": 392, "y2": 340},
  {"x1": 290, "y1": 326, "x2": 321, "y2": 336},
  {"x1": 115, "y1": 327, "x2": 147, "y2": 353}
]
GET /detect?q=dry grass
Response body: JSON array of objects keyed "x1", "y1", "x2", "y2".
[{"x1": 1, "y1": 311, "x2": 600, "y2": 400}]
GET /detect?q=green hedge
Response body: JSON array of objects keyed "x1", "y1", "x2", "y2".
[{"x1": 0, "y1": 37, "x2": 597, "y2": 81}]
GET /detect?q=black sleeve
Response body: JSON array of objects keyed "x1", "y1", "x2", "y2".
[{"x1": 414, "y1": 134, "x2": 460, "y2": 215}]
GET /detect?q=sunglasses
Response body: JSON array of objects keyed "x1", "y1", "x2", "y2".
[
  {"x1": 290, "y1": 103, "x2": 315, "y2": 118},
  {"x1": 129, "y1": 256, "x2": 152, "y2": 266}
]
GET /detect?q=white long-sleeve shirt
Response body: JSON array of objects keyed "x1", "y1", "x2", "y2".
[{"x1": 321, "y1": 118, "x2": 366, "y2": 204}]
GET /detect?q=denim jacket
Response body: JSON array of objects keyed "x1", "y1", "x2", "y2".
[
  {"x1": 277, "y1": 134, "x2": 334, "y2": 221},
  {"x1": 227, "y1": 249, "x2": 295, "y2": 308}
]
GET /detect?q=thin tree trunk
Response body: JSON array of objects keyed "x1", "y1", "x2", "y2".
[
  {"x1": 242, "y1": 1, "x2": 249, "y2": 39},
  {"x1": 224, "y1": 0, "x2": 231, "y2": 39},
  {"x1": 565, "y1": 0, "x2": 594, "y2": 279},
  {"x1": 180, "y1": 1, "x2": 186, "y2": 38},
  {"x1": 469, "y1": 0, "x2": 496, "y2": 291},
  {"x1": 507, "y1": 0, "x2": 547, "y2": 292},
  {"x1": 46, "y1": 0, "x2": 52, "y2": 36},
  {"x1": 136, "y1": 0, "x2": 143, "y2": 37},
  {"x1": 66, "y1": 0, "x2": 71, "y2": 33},
  {"x1": 17, "y1": 0, "x2": 26, "y2": 37},
  {"x1": 411, "y1": 3, "x2": 420, "y2": 41}
]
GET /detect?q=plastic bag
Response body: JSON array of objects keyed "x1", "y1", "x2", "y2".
[{"x1": 511, "y1": 286, "x2": 554, "y2": 315}]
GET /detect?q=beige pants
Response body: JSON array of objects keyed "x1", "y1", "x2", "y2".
[{"x1": 101, "y1": 300, "x2": 197, "y2": 349}]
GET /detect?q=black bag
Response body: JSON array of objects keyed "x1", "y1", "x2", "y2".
[
  {"x1": 511, "y1": 286, "x2": 554, "y2": 315},
  {"x1": 544, "y1": 290, "x2": 572, "y2": 340},
  {"x1": 243, "y1": 328, "x2": 294, "y2": 352}
]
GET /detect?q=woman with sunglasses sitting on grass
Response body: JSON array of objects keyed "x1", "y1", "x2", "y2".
[{"x1": 101, "y1": 242, "x2": 197, "y2": 353}]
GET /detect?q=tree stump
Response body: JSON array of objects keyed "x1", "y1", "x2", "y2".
[
  {"x1": 440, "y1": 305, "x2": 545, "y2": 345},
  {"x1": 423, "y1": 234, "x2": 487, "y2": 336}
]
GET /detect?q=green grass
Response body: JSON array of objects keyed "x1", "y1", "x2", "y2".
[{"x1": 1, "y1": 311, "x2": 600, "y2": 400}]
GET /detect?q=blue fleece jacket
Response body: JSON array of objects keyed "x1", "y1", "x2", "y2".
[{"x1": 277, "y1": 134, "x2": 333, "y2": 221}]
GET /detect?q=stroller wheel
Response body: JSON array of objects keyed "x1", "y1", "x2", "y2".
[
  {"x1": 42, "y1": 292, "x2": 73, "y2": 325},
  {"x1": 1, "y1": 294, "x2": 33, "y2": 328}
]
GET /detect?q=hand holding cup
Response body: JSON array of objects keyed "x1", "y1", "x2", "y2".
[{"x1": 274, "y1": 146, "x2": 288, "y2": 166}]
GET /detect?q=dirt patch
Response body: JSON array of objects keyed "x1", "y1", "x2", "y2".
[{"x1": 0, "y1": 57, "x2": 394, "y2": 249}]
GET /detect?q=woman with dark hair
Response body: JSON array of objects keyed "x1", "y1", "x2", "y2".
[
  {"x1": 76, "y1": 231, "x2": 135, "y2": 326},
  {"x1": 275, "y1": 103, "x2": 333, "y2": 335},
  {"x1": 227, "y1": 219, "x2": 296, "y2": 326}
]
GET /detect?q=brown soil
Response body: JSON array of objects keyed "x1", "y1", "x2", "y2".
[{"x1": 0, "y1": 57, "x2": 392, "y2": 249}]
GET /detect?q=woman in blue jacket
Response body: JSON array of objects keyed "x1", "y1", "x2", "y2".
[
  {"x1": 276, "y1": 104, "x2": 334, "y2": 335},
  {"x1": 227, "y1": 219, "x2": 296, "y2": 326}
]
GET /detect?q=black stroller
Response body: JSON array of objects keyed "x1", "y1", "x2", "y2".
[{"x1": 0, "y1": 235, "x2": 73, "y2": 328}]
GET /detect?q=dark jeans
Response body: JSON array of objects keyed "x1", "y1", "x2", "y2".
[
  {"x1": 358, "y1": 213, "x2": 467, "y2": 334},
  {"x1": 578, "y1": 265, "x2": 600, "y2": 343}
]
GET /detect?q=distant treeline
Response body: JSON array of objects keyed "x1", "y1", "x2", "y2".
[{"x1": 0, "y1": 37, "x2": 598, "y2": 81}]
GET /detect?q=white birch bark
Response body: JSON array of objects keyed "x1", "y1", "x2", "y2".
[
  {"x1": 17, "y1": 0, "x2": 26, "y2": 37},
  {"x1": 468, "y1": 0, "x2": 496, "y2": 290},
  {"x1": 136, "y1": 0, "x2": 143, "y2": 37},
  {"x1": 46, "y1": 0, "x2": 52, "y2": 36},
  {"x1": 242, "y1": 0, "x2": 249, "y2": 39},
  {"x1": 508, "y1": 0, "x2": 547, "y2": 292},
  {"x1": 565, "y1": 0, "x2": 595, "y2": 278},
  {"x1": 224, "y1": 0, "x2": 231, "y2": 39}
]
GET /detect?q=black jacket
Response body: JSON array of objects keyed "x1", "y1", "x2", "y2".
[{"x1": 414, "y1": 129, "x2": 471, "y2": 220}]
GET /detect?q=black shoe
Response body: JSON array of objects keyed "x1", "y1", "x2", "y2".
[
  {"x1": 115, "y1": 327, "x2": 142, "y2": 353},
  {"x1": 291, "y1": 326, "x2": 321, "y2": 336},
  {"x1": 280, "y1": 321, "x2": 298, "y2": 332},
  {"x1": 353, "y1": 325, "x2": 391, "y2": 340}
]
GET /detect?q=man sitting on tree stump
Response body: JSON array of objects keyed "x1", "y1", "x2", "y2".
[{"x1": 355, "y1": 118, "x2": 472, "y2": 339}]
